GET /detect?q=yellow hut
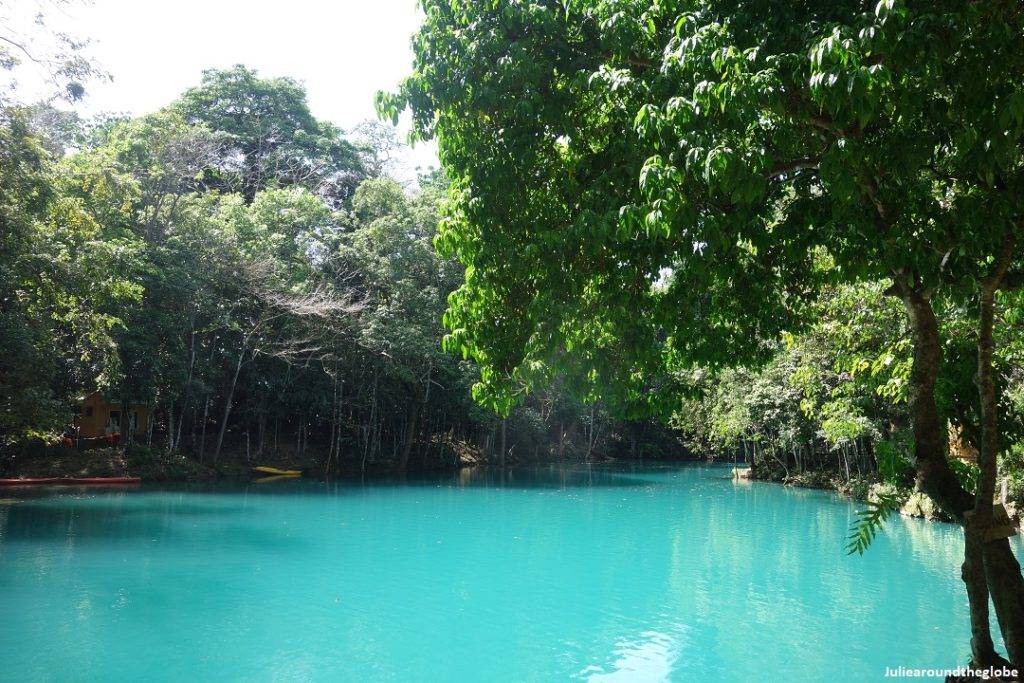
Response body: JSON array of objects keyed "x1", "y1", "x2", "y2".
[{"x1": 77, "y1": 392, "x2": 150, "y2": 439}]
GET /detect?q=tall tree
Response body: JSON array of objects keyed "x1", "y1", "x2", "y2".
[
  {"x1": 175, "y1": 65, "x2": 366, "y2": 205},
  {"x1": 384, "y1": 0, "x2": 1024, "y2": 664},
  {"x1": 0, "y1": 104, "x2": 137, "y2": 449}
]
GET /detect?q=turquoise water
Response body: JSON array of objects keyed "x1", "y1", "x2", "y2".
[{"x1": 0, "y1": 464, "x2": 996, "y2": 681}]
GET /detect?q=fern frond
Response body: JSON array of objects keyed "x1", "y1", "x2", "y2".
[{"x1": 846, "y1": 493, "x2": 901, "y2": 555}]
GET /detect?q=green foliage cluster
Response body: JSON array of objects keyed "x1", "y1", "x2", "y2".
[
  {"x1": 385, "y1": 5, "x2": 1024, "y2": 650},
  {"x1": 0, "y1": 60, "x2": 678, "y2": 471},
  {"x1": 0, "y1": 104, "x2": 132, "y2": 447},
  {"x1": 667, "y1": 280, "x2": 914, "y2": 475},
  {"x1": 385, "y1": 1, "x2": 1024, "y2": 432}
]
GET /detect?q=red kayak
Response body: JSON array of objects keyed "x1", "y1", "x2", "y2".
[{"x1": 0, "y1": 477, "x2": 141, "y2": 486}]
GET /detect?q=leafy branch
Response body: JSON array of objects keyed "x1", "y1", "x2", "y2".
[{"x1": 846, "y1": 492, "x2": 902, "y2": 555}]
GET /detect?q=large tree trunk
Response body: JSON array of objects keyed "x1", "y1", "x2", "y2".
[
  {"x1": 900, "y1": 286, "x2": 997, "y2": 665},
  {"x1": 983, "y1": 538, "x2": 1024, "y2": 667},
  {"x1": 900, "y1": 289, "x2": 973, "y2": 515},
  {"x1": 964, "y1": 519, "x2": 1001, "y2": 666},
  {"x1": 962, "y1": 288, "x2": 1001, "y2": 665},
  {"x1": 901, "y1": 282, "x2": 1024, "y2": 666},
  {"x1": 974, "y1": 241, "x2": 1024, "y2": 667},
  {"x1": 976, "y1": 289, "x2": 1000, "y2": 514}
]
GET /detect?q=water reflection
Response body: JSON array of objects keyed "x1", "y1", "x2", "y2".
[
  {"x1": 582, "y1": 626, "x2": 689, "y2": 681},
  {"x1": 0, "y1": 464, "x2": 1005, "y2": 682}
]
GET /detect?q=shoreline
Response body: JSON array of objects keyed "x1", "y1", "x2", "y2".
[
  {"x1": 0, "y1": 444, "x2": 705, "y2": 485},
  {"x1": 4, "y1": 451, "x2": 1001, "y2": 534},
  {"x1": 743, "y1": 465, "x2": 984, "y2": 526}
]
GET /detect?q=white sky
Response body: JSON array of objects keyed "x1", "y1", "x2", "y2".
[{"x1": 15, "y1": 0, "x2": 438, "y2": 177}]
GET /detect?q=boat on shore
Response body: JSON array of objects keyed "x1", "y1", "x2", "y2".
[
  {"x1": 0, "y1": 477, "x2": 142, "y2": 486},
  {"x1": 253, "y1": 466, "x2": 302, "y2": 477}
]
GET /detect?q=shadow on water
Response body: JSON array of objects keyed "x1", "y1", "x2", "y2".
[
  {"x1": 1, "y1": 462, "x2": 721, "y2": 503},
  {"x1": 332, "y1": 461, "x2": 715, "y2": 491},
  {"x1": 120, "y1": 463, "x2": 702, "y2": 495},
  {"x1": 388, "y1": 463, "x2": 665, "y2": 490},
  {"x1": 0, "y1": 501, "x2": 176, "y2": 543},
  {"x1": 0, "y1": 462, "x2": 713, "y2": 544},
  {"x1": 0, "y1": 494, "x2": 306, "y2": 550}
]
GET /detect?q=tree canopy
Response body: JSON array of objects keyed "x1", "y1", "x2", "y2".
[
  {"x1": 384, "y1": 0, "x2": 1024, "y2": 666},
  {"x1": 383, "y1": 0, "x2": 1023, "y2": 412},
  {"x1": 176, "y1": 65, "x2": 366, "y2": 205}
]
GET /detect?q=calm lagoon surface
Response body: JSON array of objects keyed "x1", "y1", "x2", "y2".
[{"x1": 0, "y1": 464, "x2": 996, "y2": 681}]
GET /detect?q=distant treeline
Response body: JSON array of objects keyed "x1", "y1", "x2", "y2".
[{"x1": 0, "y1": 65, "x2": 682, "y2": 472}]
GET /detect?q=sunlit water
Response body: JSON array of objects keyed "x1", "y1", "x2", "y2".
[{"x1": 0, "y1": 464, "x2": 1004, "y2": 681}]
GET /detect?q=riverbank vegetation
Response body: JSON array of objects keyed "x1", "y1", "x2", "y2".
[
  {"x1": 383, "y1": 0, "x2": 1024, "y2": 670},
  {"x1": 4, "y1": 0, "x2": 1024, "y2": 672},
  {"x1": 0, "y1": 21, "x2": 680, "y2": 478},
  {"x1": 676, "y1": 280, "x2": 1024, "y2": 499}
]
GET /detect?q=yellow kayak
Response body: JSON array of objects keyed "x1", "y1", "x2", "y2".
[
  {"x1": 253, "y1": 466, "x2": 302, "y2": 476},
  {"x1": 255, "y1": 474, "x2": 301, "y2": 484}
]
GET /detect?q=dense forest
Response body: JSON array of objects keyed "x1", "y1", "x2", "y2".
[
  {"x1": 0, "y1": 56, "x2": 678, "y2": 475},
  {"x1": 2, "y1": 3, "x2": 1024, "y2": 507}
]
